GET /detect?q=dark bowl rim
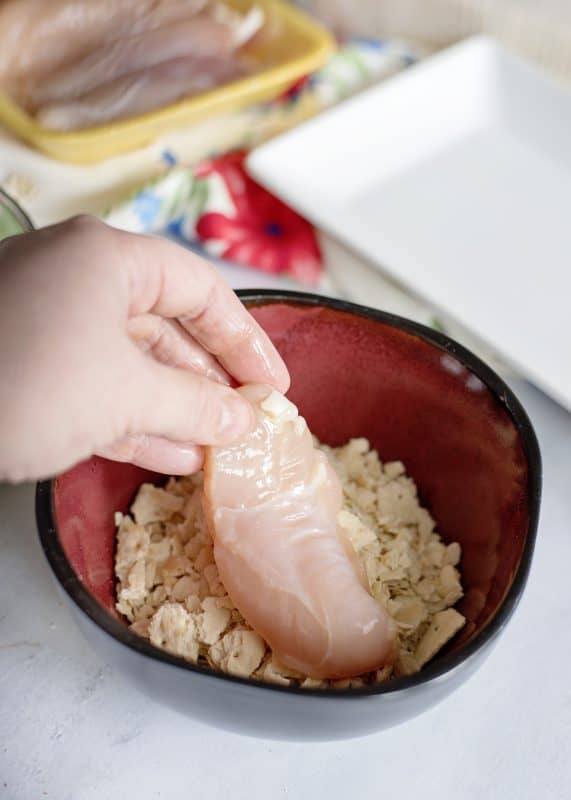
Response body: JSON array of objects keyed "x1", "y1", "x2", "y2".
[{"x1": 36, "y1": 289, "x2": 542, "y2": 699}]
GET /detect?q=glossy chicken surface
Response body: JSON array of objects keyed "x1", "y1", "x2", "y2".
[{"x1": 203, "y1": 385, "x2": 396, "y2": 680}]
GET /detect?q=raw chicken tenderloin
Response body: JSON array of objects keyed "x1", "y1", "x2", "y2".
[
  {"x1": 0, "y1": 0, "x2": 208, "y2": 88},
  {"x1": 36, "y1": 55, "x2": 251, "y2": 131},
  {"x1": 203, "y1": 385, "x2": 396, "y2": 680},
  {"x1": 26, "y1": 7, "x2": 263, "y2": 109}
]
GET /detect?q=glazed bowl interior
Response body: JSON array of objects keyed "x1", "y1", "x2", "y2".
[{"x1": 42, "y1": 292, "x2": 540, "y2": 693}]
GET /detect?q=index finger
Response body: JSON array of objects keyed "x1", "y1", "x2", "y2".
[{"x1": 117, "y1": 228, "x2": 290, "y2": 392}]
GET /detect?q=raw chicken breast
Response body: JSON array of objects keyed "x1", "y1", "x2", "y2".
[
  {"x1": 203, "y1": 385, "x2": 396, "y2": 680},
  {"x1": 37, "y1": 54, "x2": 252, "y2": 130},
  {"x1": 0, "y1": 0, "x2": 208, "y2": 88},
  {"x1": 25, "y1": 7, "x2": 263, "y2": 109}
]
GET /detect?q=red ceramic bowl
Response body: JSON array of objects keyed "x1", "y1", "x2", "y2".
[{"x1": 36, "y1": 291, "x2": 541, "y2": 740}]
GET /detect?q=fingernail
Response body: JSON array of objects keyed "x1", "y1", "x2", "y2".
[
  {"x1": 273, "y1": 361, "x2": 291, "y2": 394},
  {"x1": 166, "y1": 445, "x2": 204, "y2": 475},
  {"x1": 253, "y1": 335, "x2": 291, "y2": 394},
  {"x1": 266, "y1": 353, "x2": 290, "y2": 394},
  {"x1": 217, "y1": 395, "x2": 255, "y2": 442}
]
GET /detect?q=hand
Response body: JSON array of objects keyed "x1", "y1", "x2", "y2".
[{"x1": 0, "y1": 216, "x2": 289, "y2": 482}]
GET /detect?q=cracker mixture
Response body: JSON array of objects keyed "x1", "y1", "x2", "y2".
[{"x1": 115, "y1": 438, "x2": 465, "y2": 688}]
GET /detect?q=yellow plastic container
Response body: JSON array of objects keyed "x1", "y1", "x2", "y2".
[{"x1": 0, "y1": 0, "x2": 333, "y2": 164}]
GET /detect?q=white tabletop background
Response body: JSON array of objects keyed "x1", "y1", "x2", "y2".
[{"x1": 1, "y1": 375, "x2": 570, "y2": 800}]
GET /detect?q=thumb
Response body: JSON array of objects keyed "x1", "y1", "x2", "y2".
[{"x1": 125, "y1": 352, "x2": 255, "y2": 445}]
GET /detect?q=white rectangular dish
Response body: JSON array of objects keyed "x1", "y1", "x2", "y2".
[{"x1": 247, "y1": 36, "x2": 571, "y2": 412}]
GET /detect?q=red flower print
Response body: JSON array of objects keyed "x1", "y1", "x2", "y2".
[
  {"x1": 275, "y1": 75, "x2": 312, "y2": 104},
  {"x1": 195, "y1": 151, "x2": 322, "y2": 285}
]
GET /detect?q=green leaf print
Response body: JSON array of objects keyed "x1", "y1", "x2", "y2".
[
  {"x1": 188, "y1": 177, "x2": 209, "y2": 219},
  {"x1": 162, "y1": 173, "x2": 194, "y2": 221}
]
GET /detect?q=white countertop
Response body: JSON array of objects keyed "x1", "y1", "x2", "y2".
[{"x1": 1, "y1": 374, "x2": 570, "y2": 800}]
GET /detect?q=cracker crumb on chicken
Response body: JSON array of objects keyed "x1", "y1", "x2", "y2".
[{"x1": 115, "y1": 439, "x2": 466, "y2": 687}]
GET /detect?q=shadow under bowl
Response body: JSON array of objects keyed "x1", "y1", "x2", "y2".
[{"x1": 36, "y1": 291, "x2": 541, "y2": 740}]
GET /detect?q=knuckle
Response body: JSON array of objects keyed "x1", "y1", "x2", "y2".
[
  {"x1": 151, "y1": 317, "x2": 170, "y2": 353},
  {"x1": 230, "y1": 319, "x2": 256, "y2": 347},
  {"x1": 65, "y1": 214, "x2": 102, "y2": 235},
  {"x1": 179, "y1": 271, "x2": 219, "y2": 326},
  {"x1": 191, "y1": 379, "x2": 223, "y2": 438}
]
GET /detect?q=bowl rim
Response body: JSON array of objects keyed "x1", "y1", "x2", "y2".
[
  {"x1": 35, "y1": 289, "x2": 542, "y2": 698},
  {"x1": 0, "y1": 187, "x2": 34, "y2": 233}
]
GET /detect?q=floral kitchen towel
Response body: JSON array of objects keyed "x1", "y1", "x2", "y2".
[{"x1": 106, "y1": 150, "x2": 323, "y2": 284}]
